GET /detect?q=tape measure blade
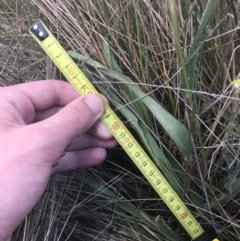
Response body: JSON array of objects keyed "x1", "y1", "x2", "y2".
[
  {"x1": 29, "y1": 20, "x2": 205, "y2": 240},
  {"x1": 29, "y1": 20, "x2": 99, "y2": 97}
]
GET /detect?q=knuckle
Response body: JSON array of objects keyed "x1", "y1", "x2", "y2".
[{"x1": 61, "y1": 105, "x2": 89, "y2": 129}]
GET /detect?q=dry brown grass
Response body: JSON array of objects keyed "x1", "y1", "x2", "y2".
[{"x1": 2, "y1": 0, "x2": 240, "y2": 240}]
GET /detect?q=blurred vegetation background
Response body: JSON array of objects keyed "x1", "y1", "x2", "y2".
[{"x1": 1, "y1": 0, "x2": 240, "y2": 240}]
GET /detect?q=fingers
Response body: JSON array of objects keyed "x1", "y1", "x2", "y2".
[
  {"x1": 51, "y1": 147, "x2": 107, "y2": 174},
  {"x1": 34, "y1": 106, "x2": 62, "y2": 122},
  {"x1": 33, "y1": 93, "x2": 109, "y2": 122},
  {"x1": 2, "y1": 80, "x2": 79, "y2": 123},
  {"x1": 11, "y1": 80, "x2": 79, "y2": 109},
  {"x1": 88, "y1": 121, "x2": 113, "y2": 140},
  {"x1": 87, "y1": 95, "x2": 112, "y2": 139},
  {"x1": 34, "y1": 94, "x2": 104, "y2": 151},
  {"x1": 67, "y1": 134, "x2": 117, "y2": 150},
  {"x1": 35, "y1": 109, "x2": 113, "y2": 140}
]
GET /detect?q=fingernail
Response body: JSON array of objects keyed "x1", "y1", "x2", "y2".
[{"x1": 84, "y1": 95, "x2": 103, "y2": 114}]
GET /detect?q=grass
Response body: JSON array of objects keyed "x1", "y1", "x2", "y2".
[{"x1": 1, "y1": 0, "x2": 240, "y2": 240}]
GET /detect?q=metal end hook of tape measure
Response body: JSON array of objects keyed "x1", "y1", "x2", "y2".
[{"x1": 29, "y1": 20, "x2": 48, "y2": 41}]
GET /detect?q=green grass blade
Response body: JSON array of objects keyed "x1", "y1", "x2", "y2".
[
  {"x1": 68, "y1": 51, "x2": 193, "y2": 158},
  {"x1": 81, "y1": 63, "x2": 201, "y2": 204},
  {"x1": 101, "y1": 41, "x2": 154, "y2": 130},
  {"x1": 98, "y1": 84, "x2": 183, "y2": 195},
  {"x1": 97, "y1": 77, "x2": 203, "y2": 208},
  {"x1": 184, "y1": 0, "x2": 217, "y2": 93},
  {"x1": 166, "y1": 0, "x2": 190, "y2": 99},
  {"x1": 102, "y1": 40, "x2": 122, "y2": 73}
]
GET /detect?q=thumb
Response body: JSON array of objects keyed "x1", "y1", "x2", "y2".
[{"x1": 41, "y1": 94, "x2": 104, "y2": 146}]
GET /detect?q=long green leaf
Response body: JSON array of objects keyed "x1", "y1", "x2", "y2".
[
  {"x1": 102, "y1": 41, "x2": 154, "y2": 130},
  {"x1": 85, "y1": 69, "x2": 204, "y2": 208},
  {"x1": 102, "y1": 40, "x2": 122, "y2": 73},
  {"x1": 166, "y1": 0, "x2": 190, "y2": 98},
  {"x1": 184, "y1": 0, "x2": 217, "y2": 93},
  {"x1": 68, "y1": 51, "x2": 193, "y2": 158},
  {"x1": 98, "y1": 84, "x2": 183, "y2": 195}
]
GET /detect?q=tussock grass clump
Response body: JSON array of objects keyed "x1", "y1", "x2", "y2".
[{"x1": 1, "y1": 0, "x2": 240, "y2": 240}]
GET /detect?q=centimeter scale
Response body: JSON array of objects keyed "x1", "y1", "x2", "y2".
[{"x1": 29, "y1": 20, "x2": 219, "y2": 241}]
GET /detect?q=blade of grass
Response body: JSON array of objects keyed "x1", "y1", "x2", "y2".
[
  {"x1": 184, "y1": 0, "x2": 218, "y2": 95},
  {"x1": 166, "y1": 0, "x2": 190, "y2": 100},
  {"x1": 84, "y1": 68, "x2": 204, "y2": 210},
  {"x1": 98, "y1": 84, "x2": 183, "y2": 195},
  {"x1": 102, "y1": 40, "x2": 154, "y2": 130},
  {"x1": 68, "y1": 50, "x2": 193, "y2": 159}
]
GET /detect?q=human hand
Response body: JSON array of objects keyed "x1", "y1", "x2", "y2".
[{"x1": 0, "y1": 80, "x2": 117, "y2": 241}]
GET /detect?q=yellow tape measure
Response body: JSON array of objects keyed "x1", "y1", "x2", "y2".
[{"x1": 29, "y1": 20, "x2": 220, "y2": 241}]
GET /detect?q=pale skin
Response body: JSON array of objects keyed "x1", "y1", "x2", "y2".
[{"x1": 0, "y1": 80, "x2": 117, "y2": 241}]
